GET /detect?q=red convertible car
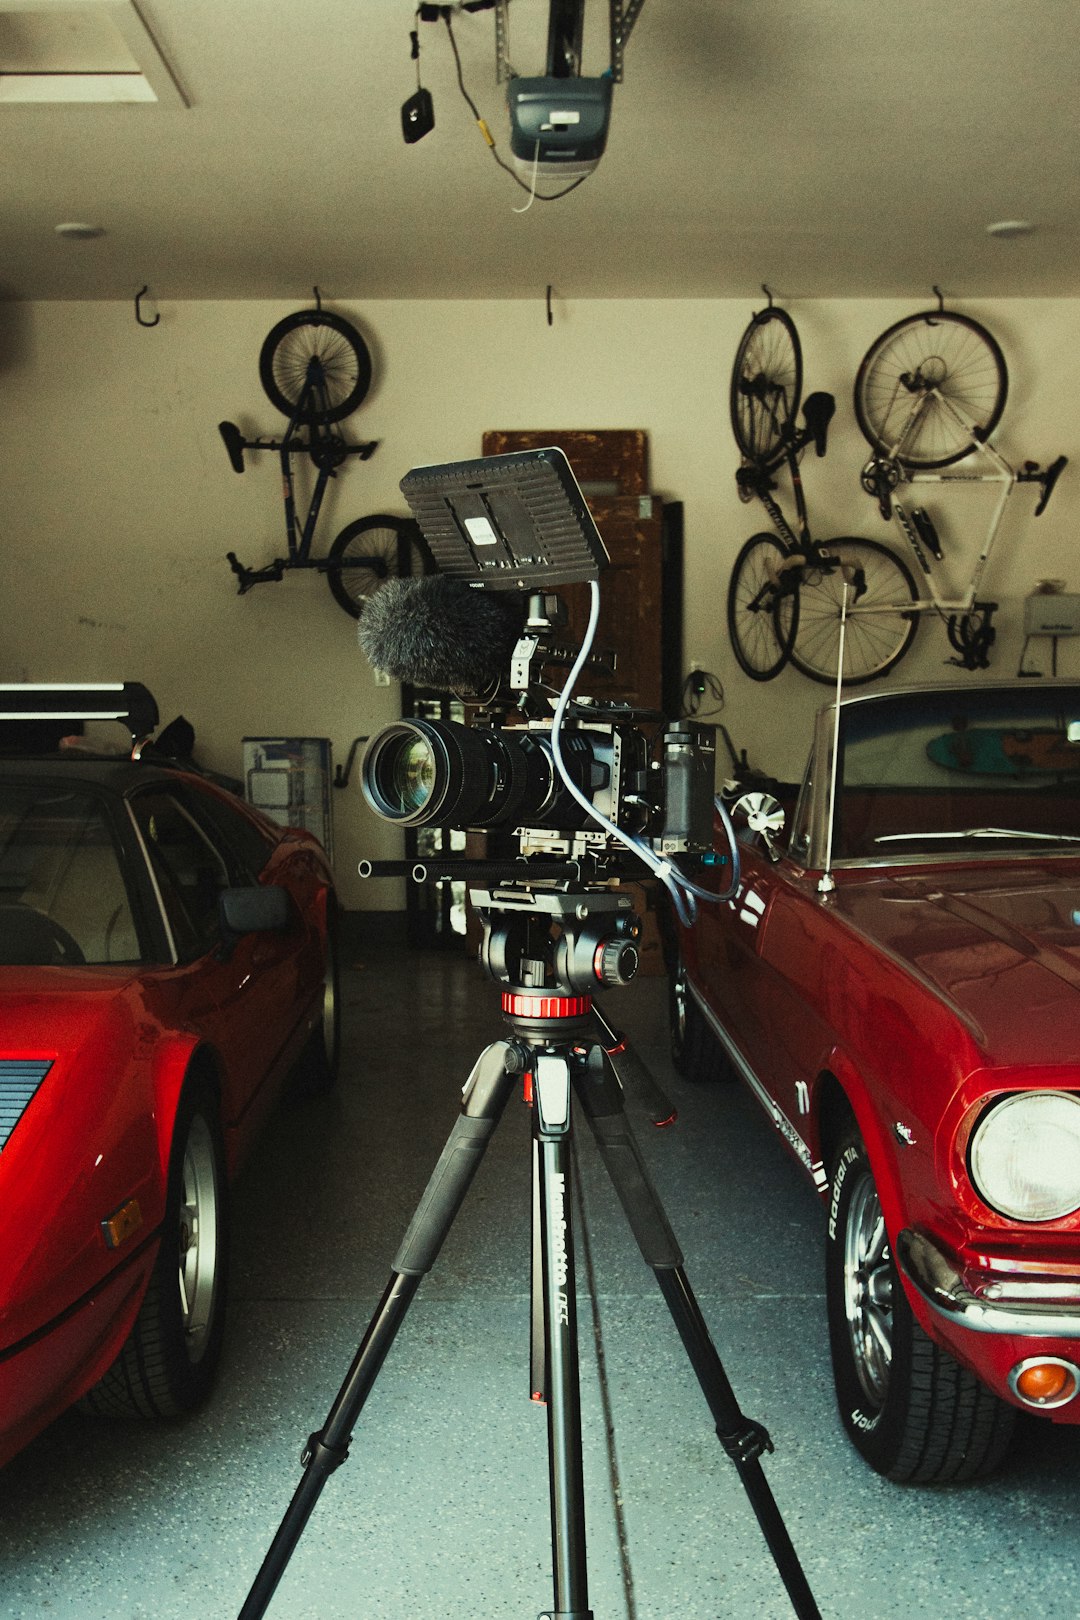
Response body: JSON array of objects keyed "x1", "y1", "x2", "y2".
[
  {"x1": 671, "y1": 680, "x2": 1080, "y2": 1482},
  {"x1": 0, "y1": 684, "x2": 338, "y2": 1466}
]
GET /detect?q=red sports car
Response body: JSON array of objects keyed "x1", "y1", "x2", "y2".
[
  {"x1": 0, "y1": 685, "x2": 338, "y2": 1466},
  {"x1": 671, "y1": 679, "x2": 1080, "y2": 1482}
]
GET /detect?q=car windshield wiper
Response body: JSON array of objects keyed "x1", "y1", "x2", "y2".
[{"x1": 874, "y1": 827, "x2": 1080, "y2": 845}]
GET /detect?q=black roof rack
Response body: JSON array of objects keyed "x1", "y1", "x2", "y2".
[{"x1": 0, "y1": 683, "x2": 159, "y2": 751}]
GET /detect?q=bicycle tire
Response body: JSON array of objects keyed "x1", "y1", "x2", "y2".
[
  {"x1": 259, "y1": 309, "x2": 373, "y2": 425},
  {"x1": 326, "y1": 514, "x2": 423, "y2": 619},
  {"x1": 790, "y1": 537, "x2": 919, "y2": 686},
  {"x1": 727, "y1": 532, "x2": 800, "y2": 681},
  {"x1": 854, "y1": 311, "x2": 1007, "y2": 468},
  {"x1": 730, "y1": 307, "x2": 803, "y2": 462}
]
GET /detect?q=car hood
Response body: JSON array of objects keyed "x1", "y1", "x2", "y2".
[{"x1": 831, "y1": 862, "x2": 1080, "y2": 1067}]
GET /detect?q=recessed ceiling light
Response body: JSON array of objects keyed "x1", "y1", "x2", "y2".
[
  {"x1": 986, "y1": 219, "x2": 1036, "y2": 239},
  {"x1": 54, "y1": 222, "x2": 105, "y2": 240}
]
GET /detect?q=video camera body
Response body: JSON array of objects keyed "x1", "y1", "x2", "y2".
[{"x1": 357, "y1": 448, "x2": 716, "y2": 862}]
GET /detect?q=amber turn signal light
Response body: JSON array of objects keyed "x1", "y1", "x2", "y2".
[
  {"x1": 101, "y1": 1197, "x2": 143, "y2": 1250},
  {"x1": 1010, "y1": 1358, "x2": 1079, "y2": 1408}
]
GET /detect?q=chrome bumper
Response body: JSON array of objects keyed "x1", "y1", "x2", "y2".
[{"x1": 897, "y1": 1228, "x2": 1080, "y2": 1339}]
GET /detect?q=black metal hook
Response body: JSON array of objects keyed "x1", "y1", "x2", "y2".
[
  {"x1": 762, "y1": 283, "x2": 774, "y2": 308},
  {"x1": 313, "y1": 285, "x2": 323, "y2": 312},
  {"x1": 546, "y1": 284, "x2": 553, "y2": 326},
  {"x1": 925, "y1": 283, "x2": 946, "y2": 326},
  {"x1": 134, "y1": 286, "x2": 160, "y2": 328}
]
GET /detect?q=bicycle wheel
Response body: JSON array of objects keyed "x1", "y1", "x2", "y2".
[
  {"x1": 259, "y1": 309, "x2": 373, "y2": 424},
  {"x1": 326, "y1": 514, "x2": 423, "y2": 619},
  {"x1": 730, "y1": 307, "x2": 803, "y2": 462},
  {"x1": 854, "y1": 311, "x2": 1007, "y2": 468},
  {"x1": 790, "y1": 537, "x2": 919, "y2": 686},
  {"x1": 727, "y1": 532, "x2": 800, "y2": 681}
]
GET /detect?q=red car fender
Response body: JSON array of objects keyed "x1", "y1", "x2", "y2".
[
  {"x1": 145, "y1": 1033, "x2": 208, "y2": 1212},
  {"x1": 814, "y1": 1045, "x2": 908, "y2": 1242}
]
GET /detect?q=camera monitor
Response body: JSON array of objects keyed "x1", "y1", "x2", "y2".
[{"x1": 399, "y1": 447, "x2": 609, "y2": 590}]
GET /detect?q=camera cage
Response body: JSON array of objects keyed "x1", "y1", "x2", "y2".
[{"x1": 361, "y1": 448, "x2": 729, "y2": 919}]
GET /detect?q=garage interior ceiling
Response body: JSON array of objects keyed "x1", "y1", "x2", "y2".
[{"x1": 1, "y1": 0, "x2": 1077, "y2": 303}]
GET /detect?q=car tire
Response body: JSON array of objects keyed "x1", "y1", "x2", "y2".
[
  {"x1": 825, "y1": 1125, "x2": 1015, "y2": 1482},
  {"x1": 84, "y1": 1077, "x2": 229, "y2": 1419},
  {"x1": 669, "y1": 955, "x2": 730, "y2": 1083},
  {"x1": 293, "y1": 913, "x2": 341, "y2": 1096}
]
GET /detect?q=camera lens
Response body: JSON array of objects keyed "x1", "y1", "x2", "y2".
[{"x1": 361, "y1": 718, "x2": 603, "y2": 831}]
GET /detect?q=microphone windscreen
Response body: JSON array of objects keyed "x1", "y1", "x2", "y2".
[{"x1": 358, "y1": 574, "x2": 525, "y2": 691}]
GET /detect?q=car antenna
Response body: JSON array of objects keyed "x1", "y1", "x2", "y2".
[{"x1": 817, "y1": 583, "x2": 851, "y2": 894}]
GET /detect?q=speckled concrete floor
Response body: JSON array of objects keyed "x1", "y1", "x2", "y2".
[{"x1": 0, "y1": 940, "x2": 1078, "y2": 1620}]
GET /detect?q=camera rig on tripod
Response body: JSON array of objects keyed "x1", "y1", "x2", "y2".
[{"x1": 236, "y1": 449, "x2": 818, "y2": 1620}]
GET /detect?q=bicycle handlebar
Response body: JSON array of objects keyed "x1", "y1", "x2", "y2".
[{"x1": 1024, "y1": 453, "x2": 1068, "y2": 516}]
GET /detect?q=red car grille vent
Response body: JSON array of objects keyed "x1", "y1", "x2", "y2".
[{"x1": 0, "y1": 1061, "x2": 52, "y2": 1150}]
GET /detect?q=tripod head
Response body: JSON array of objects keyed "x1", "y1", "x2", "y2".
[{"x1": 473, "y1": 880, "x2": 641, "y2": 1013}]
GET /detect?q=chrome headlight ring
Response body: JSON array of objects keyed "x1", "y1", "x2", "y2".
[{"x1": 968, "y1": 1090, "x2": 1080, "y2": 1223}]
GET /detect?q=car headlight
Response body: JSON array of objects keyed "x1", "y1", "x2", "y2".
[{"x1": 969, "y1": 1091, "x2": 1080, "y2": 1222}]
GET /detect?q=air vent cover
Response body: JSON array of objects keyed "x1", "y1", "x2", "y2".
[{"x1": 0, "y1": 1060, "x2": 52, "y2": 1149}]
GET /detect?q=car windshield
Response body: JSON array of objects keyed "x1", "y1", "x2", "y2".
[
  {"x1": 0, "y1": 785, "x2": 141, "y2": 965},
  {"x1": 833, "y1": 687, "x2": 1080, "y2": 861}
]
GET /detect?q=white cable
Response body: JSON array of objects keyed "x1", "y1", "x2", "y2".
[
  {"x1": 547, "y1": 580, "x2": 726, "y2": 925},
  {"x1": 512, "y1": 140, "x2": 541, "y2": 213}
]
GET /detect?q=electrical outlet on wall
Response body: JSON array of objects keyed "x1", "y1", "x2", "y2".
[{"x1": 373, "y1": 668, "x2": 391, "y2": 688}]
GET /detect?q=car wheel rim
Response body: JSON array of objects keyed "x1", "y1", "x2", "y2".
[
  {"x1": 842, "y1": 1167, "x2": 893, "y2": 1407},
  {"x1": 322, "y1": 938, "x2": 337, "y2": 1060},
  {"x1": 673, "y1": 966, "x2": 688, "y2": 1047},
  {"x1": 178, "y1": 1114, "x2": 220, "y2": 1363}
]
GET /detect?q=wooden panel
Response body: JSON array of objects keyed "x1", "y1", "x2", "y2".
[
  {"x1": 481, "y1": 428, "x2": 648, "y2": 495},
  {"x1": 558, "y1": 496, "x2": 663, "y2": 711}
]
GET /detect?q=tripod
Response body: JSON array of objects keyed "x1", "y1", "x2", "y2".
[{"x1": 238, "y1": 885, "x2": 821, "y2": 1620}]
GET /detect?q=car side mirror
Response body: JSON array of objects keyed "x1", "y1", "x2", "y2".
[
  {"x1": 219, "y1": 885, "x2": 292, "y2": 935},
  {"x1": 730, "y1": 792, "x2": 786, "y2": 861}
]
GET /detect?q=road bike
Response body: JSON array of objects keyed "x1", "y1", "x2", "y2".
[
  {"x1": 727, "y1": 299, "x2": 914, "y2": 685},
  {"x1": 221, "y1": 300, "x2": 425, "y2": 619},
  {"x1": 726, "y1": 297, "x2": 1066, "y2": 685},
  {"x1": 853, "y1": 299, "x2": 1066, "y2": 671}
]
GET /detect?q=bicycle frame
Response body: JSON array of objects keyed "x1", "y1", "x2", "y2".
[
  {"x1": 865, "y1": 384, "x2": 1065, "y2": 615},
  {"x1": 737, "y1": 391, "x2": 835, "y2": 556},
  {"x1": 222, "y1": 369, "x2": 377, "y2": 592}
]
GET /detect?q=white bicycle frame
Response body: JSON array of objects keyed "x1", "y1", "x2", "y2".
[{"x1": 872, "y1": 385, "x2": 1018, "y2": 618}]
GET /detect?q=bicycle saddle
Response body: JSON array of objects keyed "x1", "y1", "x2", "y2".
[{"x1": 801, "y1": 392, "x2": 836, "y2": 456}]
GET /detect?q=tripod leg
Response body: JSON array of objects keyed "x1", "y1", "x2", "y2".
[
  {"x1": 237, "y1": 1041, "x2": 521, "y2": 1620},
  {"x1": 575, "y1": 1051, "x2": 822, "y2": 1620},
  {"x1": 530, "y1": 1048, "x2": 595, "y2": 1620}
]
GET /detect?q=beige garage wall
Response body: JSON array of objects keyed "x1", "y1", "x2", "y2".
[{"x1": 0, "y1": 295, "x2": 1077, "y2": 909}]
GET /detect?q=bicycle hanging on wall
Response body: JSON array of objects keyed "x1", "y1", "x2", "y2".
[
  {"x1": 726, "y1": 292, "x2": 913, "y2": 686},
  {"x1": 853, "y1": 291, "x2": 1066, "y2": 673},
  {"x1": 726, "y1": 290, "x2": 1067, "y2": 685},
  {"x1": 220, "y1": 293, "x2": 426, "y2": 619}
]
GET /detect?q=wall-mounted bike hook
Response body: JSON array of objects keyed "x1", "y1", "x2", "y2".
[
  {"x1": 927, "y1": 284, "x2": 946, "y2": 325},
  {"x1": 546, "y1": 284, "x2": 553, "y2": 326},
  {"x1": 313, "y1": 285, "x2": 323, "y2": 312},
  {"x1": 761, "y1": 283, "x2": 775, "y2": 308},
  {"x1": 134, "y1": 286, "x2": 160, "y2": 327}
]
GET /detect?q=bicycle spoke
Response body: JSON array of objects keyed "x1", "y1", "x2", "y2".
[
  {"x1": 260, "y1": 310, "x2": 373, "y2": 424},
  {"x1": 855, "y1": 312, "x2": 1007, "y2": 467},
  {"x1": 727, "y1": 532, "x2": 798, "y2": 681},
  {"x1": 730, "y1": 308, "x2": 802, "y2": 462},
  {"x1": 326, "y1": 515, "x2": 421, "y2": 621},
  {"x1": 790, "y1": 539, "x2": 918, "y2": 686}
]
